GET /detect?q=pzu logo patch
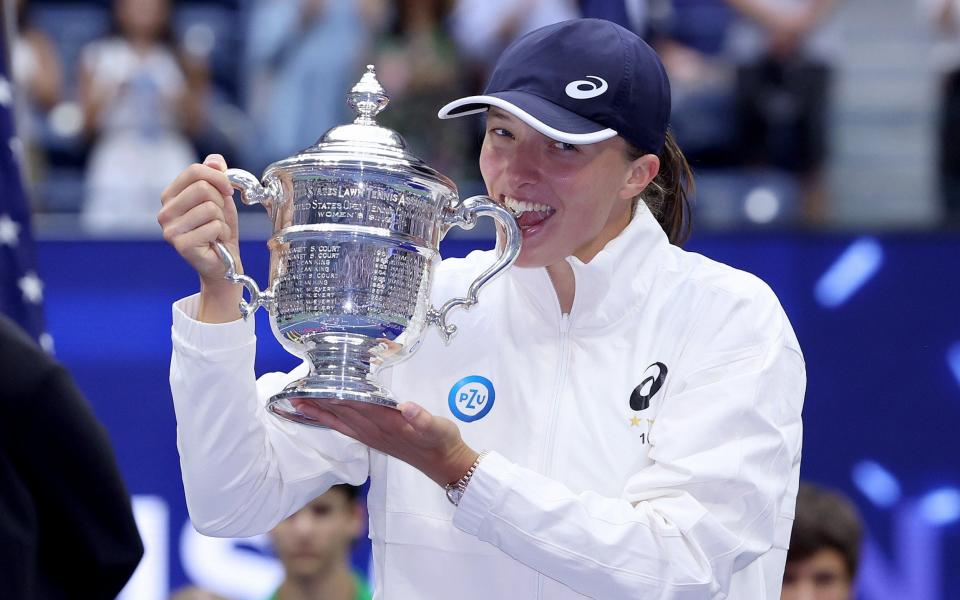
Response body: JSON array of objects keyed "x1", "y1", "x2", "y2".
[
  {"x1": 630, "y1": 362, "x2": 668, "y2": 411},
  {"x1": 448, "y1": 376, "x2": 495, "y2": 422}
]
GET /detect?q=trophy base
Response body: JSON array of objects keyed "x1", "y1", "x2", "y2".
[{"x1": 267, "y1": 376, "x2": 398, "y2": 427}]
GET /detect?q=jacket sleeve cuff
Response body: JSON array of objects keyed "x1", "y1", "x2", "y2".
[
  {"x1": 452, "y1": 450, "x2": 516, "y2": 536},
  {"x1": 172, "y1": 294, "x2": 255, "y2": 358}
]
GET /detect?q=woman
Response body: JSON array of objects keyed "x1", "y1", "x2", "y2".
[
  {"x1": 80, "y1": 0, "x2": 198, "y2": 233},
  {"x1": 159, "y1": 19, "x2": 805, "y2": 599},
  {"x1": 374, "y1": 0, "x2": 472, "y2": 182}
]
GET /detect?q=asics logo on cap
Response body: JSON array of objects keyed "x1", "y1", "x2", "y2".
[{"x1": 564, "y1": 76, "x2": 608, "y2": 99}]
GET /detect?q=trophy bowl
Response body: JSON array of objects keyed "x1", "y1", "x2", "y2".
[{"x1": 214, "y1": 66, "x2": 521, "y2": 426}]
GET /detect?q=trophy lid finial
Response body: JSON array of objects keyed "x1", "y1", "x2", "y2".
[
  {"x1": 348, "y1": 65, "x2": 389, "y2": 125},
  {"x1": 268, "y1": 63, "x2": 455, "y2": 195}
]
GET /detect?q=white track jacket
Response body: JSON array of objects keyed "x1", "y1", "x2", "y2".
[{"x1": 170, "y1": 206, "x2": 805, "y2": 599}]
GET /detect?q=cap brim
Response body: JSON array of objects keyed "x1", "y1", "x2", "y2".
[{"x1": 438, "y1": 91, "x2": 618, "y2": 145}]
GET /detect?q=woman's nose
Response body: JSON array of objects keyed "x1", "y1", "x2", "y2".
[{"x1": 503, "y1": 141, "x2": 541, "y2": 188}]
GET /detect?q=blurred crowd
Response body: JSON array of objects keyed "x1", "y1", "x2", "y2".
[
  {"x1": 9, "y1": 0, "x2": 959, "y2": 233},
  {"x1": 164, "y1": 481, "x2": 867, "y2": 600}
]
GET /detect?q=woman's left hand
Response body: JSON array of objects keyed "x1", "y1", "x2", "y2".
[{"x1": 293, "y1": 400, "x2": 479, "y2": 487}]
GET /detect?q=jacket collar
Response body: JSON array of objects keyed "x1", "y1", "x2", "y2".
[{"x1": 508, "y1": 202, "x2": 670, "y2": 331}]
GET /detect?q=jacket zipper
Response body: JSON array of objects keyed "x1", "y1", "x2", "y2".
[
  {"x1": 542, "y1": 313, "x2": 572, "y2": 476},
  {"x1": 536, "y1": 312, "x2": 573, "y2": 598}
]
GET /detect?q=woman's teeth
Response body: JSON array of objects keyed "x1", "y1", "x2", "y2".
[{"x1": 504, "y1": 196, "x2": 555, "y2": 215}]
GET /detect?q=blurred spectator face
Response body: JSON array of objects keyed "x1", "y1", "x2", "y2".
[
  {"x1": 116, "y1": 0, "x2": 169, "y2": 41},
  {"x1": 781, "y1": 547, "x2": 854, "y2": 600},
  {"x1": 169, "y1": 586, "x2": 228, "y2": 600},
  {"x1": 270, "y1": 488, "x2": 363, "y2": 579}
]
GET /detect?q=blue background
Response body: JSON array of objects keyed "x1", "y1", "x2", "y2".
[{"x1": 37, "y1": 233, "x2": 960, "y2": 598}]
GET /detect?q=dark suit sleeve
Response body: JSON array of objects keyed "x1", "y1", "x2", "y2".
[{"x1": 1, "y1": 318, "x2": 144, "y2": 598}]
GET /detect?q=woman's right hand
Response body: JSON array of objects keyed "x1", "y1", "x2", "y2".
[{"x1": 159, "y1": 154, "x2": 244, "y2": 323}]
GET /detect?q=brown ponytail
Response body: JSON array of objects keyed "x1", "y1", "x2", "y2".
[{"x1": 627, "y1": 131, "x2": 694, "y2": 247}]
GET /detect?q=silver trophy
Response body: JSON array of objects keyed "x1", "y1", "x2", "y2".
[{"x1": 215, "y1": 66, "x2": 521, "y2": 426}]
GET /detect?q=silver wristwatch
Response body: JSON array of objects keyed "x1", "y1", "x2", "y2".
[{"x1": 444, "y1": 450, "x2": 489, "y2": 506}]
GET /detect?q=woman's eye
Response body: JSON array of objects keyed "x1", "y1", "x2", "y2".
[
  {"x1": 552, "y1": 141, "x2": 578, "y2": 152},
  {"x1": 491, "y1": 127, "x2": 513, "y2": 138}
]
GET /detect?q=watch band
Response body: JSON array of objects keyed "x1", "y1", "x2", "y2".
[{"x1": 444, "y1": 450, "x2": 489, "y2": 506}]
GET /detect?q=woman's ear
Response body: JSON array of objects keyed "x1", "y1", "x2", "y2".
[{"x1": 619, "y1": 154, "x2": 661, "y2": 200}]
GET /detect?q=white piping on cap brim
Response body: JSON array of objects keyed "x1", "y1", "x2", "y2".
[{"x1": 438, "y1": 95, "x2": 618, "y2": 145}]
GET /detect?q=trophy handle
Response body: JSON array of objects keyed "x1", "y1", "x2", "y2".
[
  {"x1": 214, "y1": 242, "x2": 271, "y2": 320},
  {"x1": 428, "y1": 195, "x2": 521, "y2": 343},
  {"x1": 212, "y1": 168, "x2": 278, "y2": 320},
  {"x1": 226, "y1": 168, "x2": 276, "y2": 206}
]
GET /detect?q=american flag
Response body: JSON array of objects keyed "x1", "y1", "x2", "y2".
[{"x1": 0, "y1": 16, "x2": 49, "y2": 349}]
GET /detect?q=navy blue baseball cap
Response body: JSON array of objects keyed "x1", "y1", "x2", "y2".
[{"x1": 438, "y1": 18, "x2": 672, "y2": 153}]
